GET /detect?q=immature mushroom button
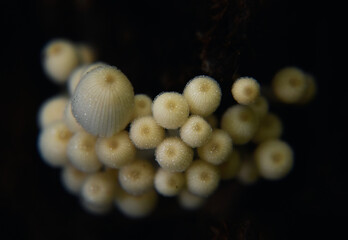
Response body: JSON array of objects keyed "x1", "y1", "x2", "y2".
[
  {"x1": 129, "y1": 116, "x2": 165, "y2": 149},
  {"x1": 38, "y1": 120, "x2": 73, "y2": 167},
  {"x1": 254, "y1": 139, "x2": 294, "y2": 180},
  {"x1": 118, "y1": 159, "x2": 155, "y2": 196},
  {"x1": 183, "y1": 75, "x2": 221, "y2": 117},
  {"x1": 272, "y1": 66, "x2": 308, "y2": 103},
  {"x1": 155, "y1": 137, "x2": 193, "y2": 172},
  {"x1": 154, "y1": 168, "x2": 185, "y2": 197},
  {"x1": 42, "y1": 39, "x2": 80, "y2": 84},
  {"x1": 81, "y1": 171, "x2": 117, "y2": 206},
  {"x1": 95, "y1": 130, "x2": 136, "y2": 169},
  {"x1": 152, "y1": 92, "x2": 189, "y2": 129},
  {"x1": 231, "y1": 77, "x2": 260, "y2": 105},
  {"x1": 186, "y1": 160, "x2": 220, "y2": 197},
  {"x1": 221, "y1": 105, "x2": 258, "y2": 145},
  {"x1": 60, "y1": 163, "x2": 88, "y2": 195},
  {"x1": 38, "y1": 95, "x2": 69, "y2": 128},
  {"x1": 67, "y1": 131, "x2": 102, "y2": 173},
  {"x1": 197, "y1": 129, "x2": 233, "y2": 165},
  {"x1": 180, "y1": 115, "x2": 213, "y2": 148}
]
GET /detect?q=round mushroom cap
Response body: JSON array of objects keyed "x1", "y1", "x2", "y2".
[
  {"x1": 42, "y1": 39, "x2": 80, "y2": 84},
  {"x1": 186, "y1": 160, "x2": 220, "y2": 197},
  {"x1": 254, "y1": 139, "x2": 294, "y2": 180},
  {"x1": 183, "y1": 76, "x2": 221, "y2": 117},
  {"x1": 272, "y1": 66, "x2": 308, "y2": 103},
  {"x1": 71, "y1": 65, "x2": 134, "y2": 137},
  {"x1": 152, "y1": 92, "x2": 189, "y2": 129},
  {"x1": 231, "y1": 77, "x2": 260, "y2": 105}
]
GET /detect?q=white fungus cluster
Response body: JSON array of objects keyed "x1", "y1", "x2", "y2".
[{"x1": 37, "y1": 39, "x2": 316, "y2": 218}]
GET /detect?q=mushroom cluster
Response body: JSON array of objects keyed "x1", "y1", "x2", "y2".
[{"x1": 37, "y1": 39, "x2": 316, "y2": 218}]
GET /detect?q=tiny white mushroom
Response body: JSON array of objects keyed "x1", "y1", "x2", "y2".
[
  {"x1": 272, "y1": 66, "x2": 308, "y2": 103},
  {"x1": 38, "y1": 120, "x2": 73, "y2": 167},
  {"x1": 197, "y1": 129, "x2": 233, "y2": 165},
  {"x1": 42, "y1": 39, "x2": 80, "y2": 84},
  {"x1": 129, "y1": 116, "x2": 165, "y2": 149},
  {"x1": 152, "y1": 92, "x2": 189, "y2": 129},
  {"x1": 186, "y1": 160, "x2": 220, "y2": 197},
  {"x1": 71, "y1": 65, "x2": 135, "y2": 137},
  {"x1": 183, "y1": 75, "x2": 221, "y2": 117},
  {"x1": 67, "y1": 131, "x2": 102, "y2": 173},
  {"x1": 95, "y1": 130, "x2": 136, "y2": 169},
  {"x1": 155, "y1": 137, "x2": 193, "y2": 172},
  {"x1": 254, "y1": 139, "x2": 294, "y2": 180},
  {"x1": 118, "y1": 159, "x2": 155, "y2": 196},
  {"x1": 231, "y1": 77, "x2": 260, "y2": 105},
  {"x1": 81, "y1": 171, "x2": 117, "y2": 206},
  {"x1": 38, "y1": 95, "x2": 69, "y2": 129},
  {"x1": 180, "y1": 115, "x2": 213, "y2": 148},
  {"x1": 154, "y1": 168, "x2": 185, "y2": 197},
  {"x1": 221, "y1": 105, "x2": 259, "y2": 145}
]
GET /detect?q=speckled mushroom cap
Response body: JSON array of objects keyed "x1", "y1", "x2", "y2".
[
  {"x1": 231, "y1": 77, "x2": 260, "y2": 105},
  {"x1": 183, "y1": 75, "x2": 221, "y2": 117}
]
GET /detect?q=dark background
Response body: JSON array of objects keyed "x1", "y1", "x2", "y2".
[{"x1": 1, "y1": 0, "x2": 341, "y2": 239}]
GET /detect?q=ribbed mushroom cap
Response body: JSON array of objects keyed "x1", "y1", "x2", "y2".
[
  {"x1": 154, "y1": 168, "x2": 185, "y2": 197},
  {"x1": 95, "y1": 130, "x2": 136, "y2": 168},
  {"x1": 38, "y1": 95, "x2": 69, "y2": 129},
  {"x1": 118, "y1": 159, "x2": 155, "y2": 196},
  {"x1": 231, "y1": 77, "x2": 260, "y2": 105},
  {"x1": 183, "y1": 76, "x2": 221, "y2": 117},
  {"x1": 67, "y1": 131, "x2": 102, "y2": 173},
  {"x1": 272, "y1": 66, "x2": 308, "y2": 103},
  {"x1": 254, "y1": 139, "x2": 294, "y2": 180},
  {"x1": 180, "y1": 115, "x2": 212, "y2": 148},
  {"x1": 152, "y1": 92, "x2": 189, "y2": 129},
  {"x1": 38, "y1": 120, "x2": 73, "y2": 167},
  {"x1": 197, "y1": 129, "x2": 232, "y2": 165},
  {"x1": 186, "y1": 160, "x2": 220, "y2": 197},
  {"x1": 155, "y1": 137, "x2": 193, "y2": 172},
  {"x1": 71, "y1": 65, "x2": 134, "y2": 137},
  {"x1": 81, "y1": 171, "x2": 117, "y2": 206},
  {"x1": 63, "y1": 100, "x2": 84, "y2": 133},
  {"x1": 42, "y1": 39, "x2": 80, "y2": 84},
  {"x1": 129, "y1": 116, "x2": 165, "y2": 149},
  {"x1": 221, "y1": 105, "x2": 259, "y2": 145}
]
